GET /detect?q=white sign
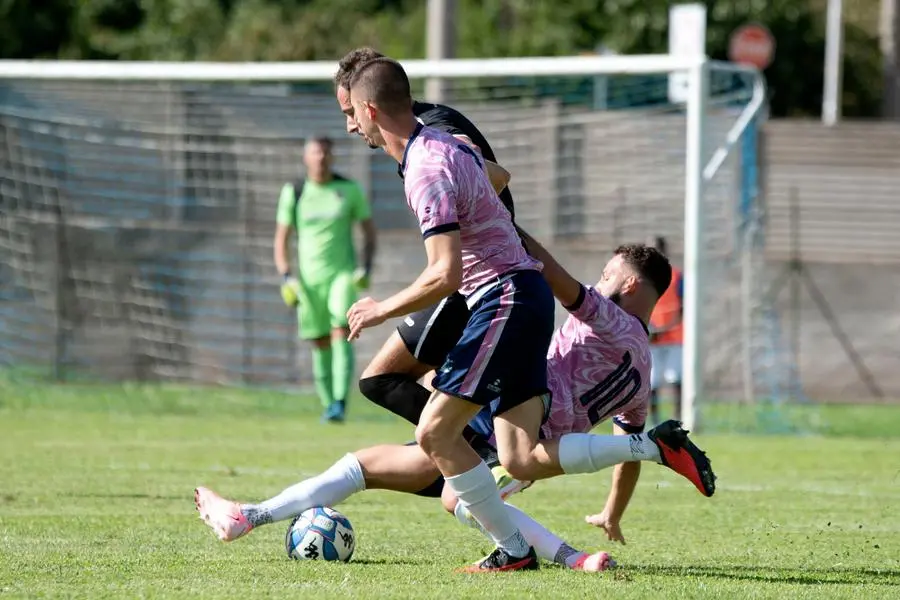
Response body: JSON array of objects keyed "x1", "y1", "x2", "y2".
[{"x1": 668, "y1": 4, "x2": 707, "y2": 104}]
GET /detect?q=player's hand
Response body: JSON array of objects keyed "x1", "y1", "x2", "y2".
[
  {"x1": 585, "y1": 511, "x2": 626, "y2": 545},
  {"x1": 353, "y1": 267, "x2": 371, "y2": 291},
  {"x1": 347, "y1": 297, "x2": 385, "y2": 340},
  {"x1": 280, "y1": 276, "x2": 301, "y2": 307}
]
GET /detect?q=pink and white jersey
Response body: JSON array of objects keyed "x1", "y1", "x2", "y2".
[
  {"x1": 402, "y1": 124, "x2": 542, "y2": 296},
  {"x1": 541, "y1": 285, "x2": 652, "y2": 438}
]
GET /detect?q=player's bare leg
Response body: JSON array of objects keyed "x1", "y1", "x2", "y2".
[
  {"x1": 195, "y1": 445, "x2": 437, "y2": 542},
  {"x1": 416, "y1": 391, "x2": 537, "y2": 572},
  {"x1": 493, "y1": 411, "x2": 715, "y2": 497}
]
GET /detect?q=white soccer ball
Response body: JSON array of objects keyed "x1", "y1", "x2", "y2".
[{"x1": 285, "y1": 506, "x2": 355, "y2": 562}]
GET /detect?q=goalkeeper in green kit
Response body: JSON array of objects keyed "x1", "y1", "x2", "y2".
[{"x1": 274, "y1": 136, "x2": 377, "y2": 422}]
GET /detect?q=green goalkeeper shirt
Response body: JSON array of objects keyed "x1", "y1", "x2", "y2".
[{"x1": 276, "y1": 174, "x2": 371, "y2": 284}]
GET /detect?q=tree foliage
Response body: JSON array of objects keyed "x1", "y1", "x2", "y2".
[{"x1": 0, "y1": 0, "x2": 884, "y2": 117}]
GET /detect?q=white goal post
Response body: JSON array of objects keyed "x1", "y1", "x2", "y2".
[{"x1": 0, "y1": 55, "x2": 767, "y2": 431}]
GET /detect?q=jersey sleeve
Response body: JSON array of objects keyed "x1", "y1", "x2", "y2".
[
  {"x1": 348, "y1": 182, "x2": 372, "y2": 222},
  {"x1": 564, "y1": 285, "x2": 619, "y2": 326},
  {"x1": 276, "y1": 183, "x2": 297, "y2": 227},
  {"x1": 404, "y1": 159, "x2": 460, "y2": 239}
]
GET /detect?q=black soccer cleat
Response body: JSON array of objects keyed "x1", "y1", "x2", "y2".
[
  {"x1": 647, "y1": 419, "x2": 717, "y2": 497},
  {"x1": 456, "y1": 546, "x2": 539, "y2": 573}
]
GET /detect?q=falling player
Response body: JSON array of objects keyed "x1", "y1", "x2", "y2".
[{"x1": 344, "y1": 57, "x2": 555, "y2": 572}]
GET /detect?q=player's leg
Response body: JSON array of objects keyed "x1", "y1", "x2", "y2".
[
  {"x1": 327, "y1": 271, "x2": 358, "y2": 421},
  {"x1": 299, "y1": 282, "x2": 335, "y2": 417},
  {"x1": 358, "y1": 293, "x2": 469, "y2": 424},
  {"x1": 440, "y1": 486, "x2": 613, "y2": 572},
  {"x1": 520, "y1": 422, "x2": 715, "y2": 497},
  {"x1": 421, "y1": 277, "x2": 554, "y2": 571},
  {"x1": 195, "y1": 443, "x2": 442, "y2": 542},
  {"x1": 416, "y1": 391, "x2": 537, "y2": 570}
]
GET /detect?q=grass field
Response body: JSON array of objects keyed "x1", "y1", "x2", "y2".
[{"x1": 1, "y1": 378, "x2": 899, "y2": 599}]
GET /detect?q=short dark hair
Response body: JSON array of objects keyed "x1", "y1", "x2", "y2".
[
  {"x1": 652, "y1": 235, "x2": 668, "y2": 255},
  {"x1": 348, "y1": 57, "x2": 412, "y2": 115},
  {"x1": 306, "y1": 135, "x2": 333, "y2": 151},
  {"x1": 334, "y1": 47, "x2": 385, "y2": 90},
  {"x1": 614, "y1": 243, "x2": 672, "y2": 298}
]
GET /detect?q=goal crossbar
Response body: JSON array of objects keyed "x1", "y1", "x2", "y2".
[{"x1": 0, "y1": 55, "x2": 738, "y2": 81}]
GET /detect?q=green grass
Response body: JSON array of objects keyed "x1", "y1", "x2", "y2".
[{"x1": 0, "y1": 380, "x2": 898, "y2": 599}]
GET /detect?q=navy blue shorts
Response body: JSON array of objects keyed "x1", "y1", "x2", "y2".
[{"x1": 431, "y1": 270, "x2": 554, "y2": 416}]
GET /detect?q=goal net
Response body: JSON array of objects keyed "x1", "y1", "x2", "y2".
[{"x1": 0, "y1": 56, "x2": 797, "y2": 431}]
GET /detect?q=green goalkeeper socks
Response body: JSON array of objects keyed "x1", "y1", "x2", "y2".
[
  {"x1": 311, "y1": 346, "x2": 335, "y2": 409},
  {"x1": 331, "y1": 337, "x2": 355, "y2": 404}
]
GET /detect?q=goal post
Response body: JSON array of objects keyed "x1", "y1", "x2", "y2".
[{"x1": 0, "y1": 55, "x2": 774, "y2": 431}]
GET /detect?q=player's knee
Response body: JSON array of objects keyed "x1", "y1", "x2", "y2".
[
  {"x1": 440, "y1": 484, "x2": 458, "y2": 514},
  {"x1": 358, "y1": 375, "x2": 385, "y2": 406},
  {"x1": 414, "y1": 418, "x2": 445, "y2": 457},
  {"x1": 500, "y1": 451, "x2": 539, "y2": 482}
]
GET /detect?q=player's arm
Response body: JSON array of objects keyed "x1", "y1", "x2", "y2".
[
  {"x1": 274, "y1": 183, "x2": 300, "y2": 306},
  {"x1": 376, "y1": 230, "x2": 462, "y2": 319},
  {"x1": 350, "y1": 182, "x2": 378, "y2": 289},
  {"x1": 515, "y1": 227, "x2": 582, "y2": 308},
  {"x1": 585, "y1": 422, "x2": 641, "y2": 544},
  {"x1": 603, "y1": 422, "x2": 642, "y2": 522},
  {"x1": 273, "y1": 223, "x2": 292, "y2": 276},
  {"x1": 452, "y1": 133, "x2": 510, "y2": 194},
  {"x1": 359, "y1": 218, "x2": 377, "y2": 279}
]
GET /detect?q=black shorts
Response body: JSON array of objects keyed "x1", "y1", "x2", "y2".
[{"x1": 396, "y1": 292, "x2": 470, "y2": 368}]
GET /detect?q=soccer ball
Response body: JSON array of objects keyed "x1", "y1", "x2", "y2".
[{"x1": 285, "y1": 506, "x2": 355, "y2": 562}]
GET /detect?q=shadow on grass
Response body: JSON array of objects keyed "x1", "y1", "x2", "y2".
[
  {"x1": 70, "y1": 492, "x2": 186, "y2": 501},
  {"x1": 346, "y1": 557, "x2": 428, "y2": 567},
  {"x1": 624, "y1": 563, "x2": 900, "y2": 586}
]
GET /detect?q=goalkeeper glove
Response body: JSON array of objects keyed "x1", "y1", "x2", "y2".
[
  {"x1": 353, "y1": 267, "x2": 371, "y2": 291},
  {"x1": 280, "y1": 274, "x2": 301, "y2": 307}
]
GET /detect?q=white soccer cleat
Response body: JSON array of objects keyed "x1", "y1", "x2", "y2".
[
  {"x1": 194, "y1": 486, "x2": 253, "y2": 542},
  {"x1": 571, "y1": 551, "x2": 616, "y2": 572}
]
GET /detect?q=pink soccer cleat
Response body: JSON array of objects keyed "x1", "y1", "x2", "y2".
[
  {"x1": 570, "y1": 551, "x2": 616, "y2": 572},
  {"x1": 194, "y1": 486, "x2": 253, "y2": 542}
]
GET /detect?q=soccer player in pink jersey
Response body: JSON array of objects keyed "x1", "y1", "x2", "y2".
[
  {"x1": 343, "y1": 57, "x2": 555, "y2": 572},
  {"x1": 193, "y1": 241, "x2": 714, "y2": 570}
]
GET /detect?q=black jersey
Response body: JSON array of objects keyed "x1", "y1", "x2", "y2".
[{"x1": 412, "y1": 100, "x2": 515, "y2": 219}]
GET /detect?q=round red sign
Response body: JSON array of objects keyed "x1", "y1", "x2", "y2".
[{"x1": 728, "y1": 23, "x2": 776, "y2": 70}]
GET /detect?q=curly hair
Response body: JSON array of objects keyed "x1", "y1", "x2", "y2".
[
  {"x1": 614, "y1": 244, "x2": 673, "y2": 298},
  {"x1": 334, "y1": 47, "x2": 385, "y2": 89}
]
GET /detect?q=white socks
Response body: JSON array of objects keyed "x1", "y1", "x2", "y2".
[
  {"x1": 445, "y1": 462, "x2": 531, "y2": 558},
  {"x1": 455, "y1": 501, "x2": 577, "y2": 565},
  {"x1": 243, "y1": 453, "x2": 366, "y2": 526},
  {"x1": 558, "y1": 432, "x2": 660, "y2": 475}
]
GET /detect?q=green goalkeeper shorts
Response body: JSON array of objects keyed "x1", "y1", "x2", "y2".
[{"x1": 296, "y1": 271, "x2": 357, "y2": 340}]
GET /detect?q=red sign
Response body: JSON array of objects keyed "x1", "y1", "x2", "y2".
[{"x1": 728, "y1": 23, "x2": 775, "y2": 70}]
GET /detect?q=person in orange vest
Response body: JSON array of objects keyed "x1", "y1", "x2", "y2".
[{"x1": 648, "y1": 237, "x2": 683, "y2": 425}]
